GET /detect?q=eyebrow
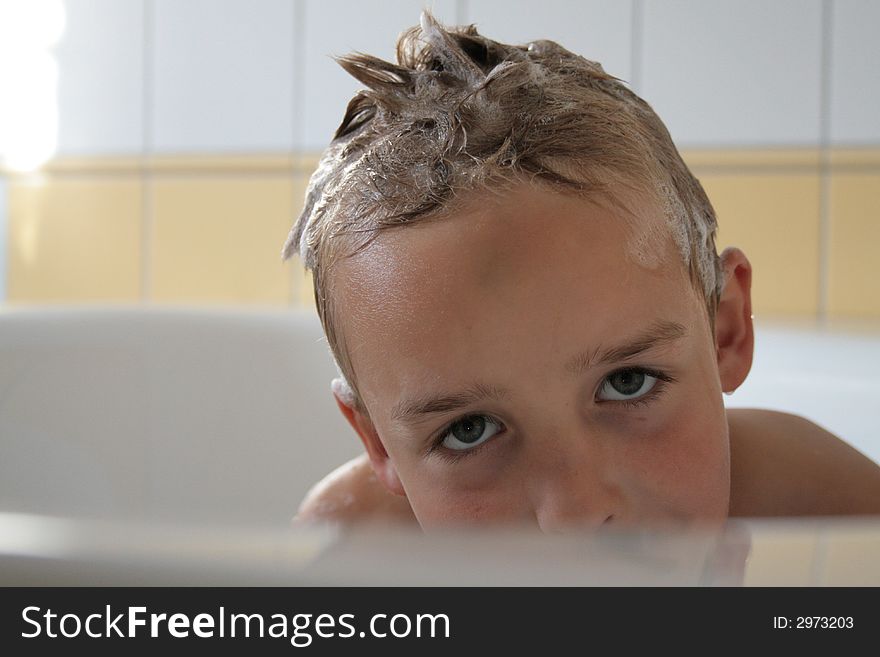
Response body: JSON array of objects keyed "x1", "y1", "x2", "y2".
[
  {"x1": 391, "y1": 382, "x2": 510, "y2": 424},
  {"x1": 563, "y1": 320, "x2": 687, "y2": 377},
  {"x1": 391, "y1": 319, "x2": 687, "y2": 424}
]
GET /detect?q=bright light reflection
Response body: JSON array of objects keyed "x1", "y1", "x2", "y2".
[{"x1": 0, "y1": 0, "x2": 66, "y2": 173}]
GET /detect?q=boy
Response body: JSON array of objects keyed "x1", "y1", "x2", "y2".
[{"x1": 284, "y1": 13, "x2": 880, "y2": 530}]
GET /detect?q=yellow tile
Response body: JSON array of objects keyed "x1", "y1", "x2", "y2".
[
  {"x1": 7, "y1": 176, "x2": 142, "y2": 301},
  {"x1": 150, "y1": 176, "x2": 306, "y2": 304},
  {"x1": 820, "y1": 527, "x2": 880, "y2": 586},
  {"x1": 295, "y1": 154, "x2": 322, "y2": 176},
  {"x1": 27, "y1": 155, "x2": 141, "y2": 175},
  {"x1": 699, "y1": 174, "x2": 820, "y2": 316},
  {"x1": 828, "y1": 148, "x2": 880, "y2": 168},
  {"x1": 828, "y1": 174, "x2": 880, "y2": 318},
  {"x1": 744, "y1": 531, "x2": 818, "y2": 586},
  {"x1": 147, "y1": 154, "x2": 295, "y2": 174},
  {"x1": 286, "y1": 254, "x2": 316, "y2": 309},
  {"x1": 282, "y1": 172, "x2": 317, "y2": 309},
  {"x1": 682, "y1": 148, "x2": 820, "y2": 170}
]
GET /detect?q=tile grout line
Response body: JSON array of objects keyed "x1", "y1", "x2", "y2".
[
  {"x1": 629, "y1": 0, "x2": 643, "y2": 93},
  {"x1": 456, "y1": 0, "x2": 467, "y2": 25},
  {"x1": 0, "y1": 175, "x2": 6, "y2": 302},
  {"x1": 809, "y1": 529, "x2": 828, "y2": 585},
  {"x1": 817, "y1": 0, "x2": 834, "y2": 325},
  {"x1": 140, "y1": 0, "x2": 154, "y2": 304},
  {"x1": 289, "y1": 0, "x2": 307, "y2": 307}
]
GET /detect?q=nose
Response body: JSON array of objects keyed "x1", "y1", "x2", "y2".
[
  {"x1": 531, "y1": 447, "x2": 621, "y2": 534},
  {"x1": 536, "y1": 501, "x2": 615, "y2": 534}
]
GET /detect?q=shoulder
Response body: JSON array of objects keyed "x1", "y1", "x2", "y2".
[
  {"x1": 727, "y1": 408, "x2": 880, "y2": 517},
  {"x1": 294, "y1": 454, "x2": 418, "y2": 526}
]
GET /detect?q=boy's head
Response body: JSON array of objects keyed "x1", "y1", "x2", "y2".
[{"x1": 283, "y1": 13, "x2": 754, "y2": 530}]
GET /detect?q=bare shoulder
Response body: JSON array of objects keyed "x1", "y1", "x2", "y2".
[
  {"x1": 294, "y1": 454, "x2": 418, "y2": 525},
  {"x1": 727, "y1": 408, "x2": 880, "y2": 517}
]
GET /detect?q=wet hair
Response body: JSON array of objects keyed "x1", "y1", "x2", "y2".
[{"x1": 282, "y1": 11, "x2": 723, "y2": 410}]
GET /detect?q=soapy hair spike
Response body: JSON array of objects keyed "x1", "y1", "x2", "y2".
[
  {"x1": 336, "y1": 52, "x2": 414, "y2": 94},
  {"x1": 333, "y1": 91, "x2": 377, "y2": 140},
  {"x1": 414, "y1": 10, "x2": 485, "y2": 82}
]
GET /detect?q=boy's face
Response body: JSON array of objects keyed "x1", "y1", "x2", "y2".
[{"x1": 333, "y1": 183, "x2": 734, "y2": 531}]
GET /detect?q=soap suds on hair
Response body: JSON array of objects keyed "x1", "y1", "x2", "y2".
[{"x1": 282, "y1": 10, "x2": 726, "y2": 410}]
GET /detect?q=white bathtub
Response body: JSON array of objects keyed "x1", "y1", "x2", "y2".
[
  {"x1": 724, "y1": 317, "x2": 880, "y2": 464},
  {"x1": 0, "y1": 307, "x2": 361, "y2": 525}
]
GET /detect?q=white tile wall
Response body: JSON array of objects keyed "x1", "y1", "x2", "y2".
[
  {"x1": 0, "y1": 176, "x2": 6, "y2": 300},
  {"x1": 640, "y1": 0, "x2": 824, "y2": 147},
  {"x1": 9, "y1": 0, "x2": 880, "y2": 157},
  {"x1": 461, "y1": 0, "x2": 633, "y2": 84},
  {"x1": 55, "y1": 0, "x2": 145, "y2": 155},
  {"x1": 300, "y1": 0, "x2": 458, "y2": 151},
  {"x1": 151, "y1": 0, "x2": 295, "y2": 153},
  {"x1": 830, "y1": 0, "x2": 880, "y2": 144}
]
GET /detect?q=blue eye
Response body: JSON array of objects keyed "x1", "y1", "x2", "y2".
[
  {"x1": 440, "y1": 414, "x2": 503, "y2": 451},
  {"x1": 597, "y1": 368, "x2": 661, "y2": 402}
]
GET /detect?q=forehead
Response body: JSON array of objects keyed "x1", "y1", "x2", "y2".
[{"x1": 332, "y1": 184, "x2": 698, "y2": 407}]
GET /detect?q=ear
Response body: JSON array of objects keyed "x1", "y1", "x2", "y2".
[
  {"x1": 714, "y1": 247, "x2": 754, "y2": 393},
  {"x1": 331, "y1": 379, "x2": 406, "y2": 497}
]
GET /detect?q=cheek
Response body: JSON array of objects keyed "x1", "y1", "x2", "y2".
[
  {"x1": 622, "y1": 398, "x2": 730, "y2": 520},
  {"x1": 392, "y1": 455, "x2": 530, "y2": 529},
  {"x1": 622, "y1": 334, "x2": 730, "y2": 521}
]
